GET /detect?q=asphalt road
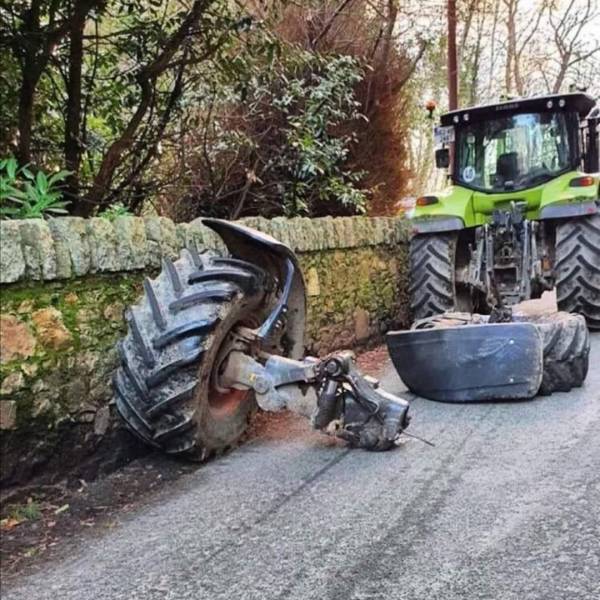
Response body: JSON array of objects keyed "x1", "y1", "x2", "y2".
[{"x1": 3, "y1": 334, "x2": 599, "y2": 600}]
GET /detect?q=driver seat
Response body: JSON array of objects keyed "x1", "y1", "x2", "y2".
[{"x1": 496, "y1": 152, "x2": 520, "y2": 183}]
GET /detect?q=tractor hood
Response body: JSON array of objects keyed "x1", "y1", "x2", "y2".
[{"x1": 410, "y1": 171, "x2": 599, "y2": 232}]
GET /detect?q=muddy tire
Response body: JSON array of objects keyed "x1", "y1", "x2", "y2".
[
  {"x1": 555, "y1": 213, "x2": 600, "y2": 330},
  {"x1": 413, "y1": 311, "x2": 590, "y2": 396},
  {"x1": 409, "y1": 233, "x2": 458, "y2": 320},
  {"x1": 113, "y1": 249, "x2": 275, "y2": 459},
  {"x1": 523, "y1": 312, "x2": 590, "y2": 395}
]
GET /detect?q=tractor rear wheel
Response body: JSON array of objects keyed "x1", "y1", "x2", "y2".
[
  {"x1": 113, "y1": 248, "x2": 276, "y2": 460},
  {"x1": 555, "y1": 213, "x2": 600, "y2": 330},
  {"x1": 409, "y1": 232, "x2": 473, "y2": 320}
]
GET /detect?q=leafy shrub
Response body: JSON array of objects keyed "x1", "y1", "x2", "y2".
[
  {"x1": 0, "y1": 158, "x2": 70, "y2": 219},
  {"x1": 1, "y1": 2, "x2": 420, "y2": 219},
  {"x1": 99, "y1": 202, "x2": 132, "y2": 221},
  {"x1": 272, "y1": 54, "x2": 368, "y2": 216},
  {"x1": 166, "y1": 49, "x2": 369, "y2": 220}
]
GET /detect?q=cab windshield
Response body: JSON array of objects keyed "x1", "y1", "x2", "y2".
[{"x1": 455, "y1": 112, "x2": 574, "y2": 192}]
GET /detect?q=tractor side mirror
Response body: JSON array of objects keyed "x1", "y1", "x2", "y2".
[{"x1": 435, "y1": 148, "x2": 450, "y2": 169}]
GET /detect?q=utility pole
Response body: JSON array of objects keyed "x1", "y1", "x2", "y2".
[{"x1": 447, "y1": 0, "x2": 458, "y2": 110}]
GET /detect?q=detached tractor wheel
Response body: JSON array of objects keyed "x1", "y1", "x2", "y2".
[
  {"x1": 555, "y1": 213, "x2": 600, "y2": 330},
  {"x1": 413, "y1": 311, "x2": 590, "y2": 396},
  {"x1": 525, "y1": 312, "x2": 590, "y2": 395},
  {"x1": 113, "y1": 249, "x2": 276, "y2": 459},
  {"x1": 409, "y1": 232, "x2": 475, "y2": 321}
]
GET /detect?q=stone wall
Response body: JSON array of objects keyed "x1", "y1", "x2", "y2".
[{"x1": 0, "y1": 215, "x2": 410, "y2": 486}]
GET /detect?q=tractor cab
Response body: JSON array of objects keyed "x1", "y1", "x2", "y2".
[
  {"x1": 411, "y1": 93, "x2": 599, "y2": 227},
  {"x1": 435, "y1": 93, "x2": 598, "y2": 194}
]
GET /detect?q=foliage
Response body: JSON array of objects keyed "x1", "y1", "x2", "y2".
[
  {"x1": 0, "y1": 1, "x2": 429, "y2": 219},
  {"x1": 273, "y1": 55, "x2": 368, "y2": 215},
  {"x1": 98, "y1": 202, "x2": 133, "y2": 221},
  {"x1": 0, "y1": 158, "x2": 70, "y2": 219},
  {"x1": 170, "y1": 48, "x2": 369, "y2": 219},
  {"x1": 1, "y1": 1, "x2": 598, "y2": 217},
  {"x1": 1, "y1": 0, "x2": 246, "y2": 215},
  {"x1": 266, "y1": 1, "x2": 428, "y2": 215}
]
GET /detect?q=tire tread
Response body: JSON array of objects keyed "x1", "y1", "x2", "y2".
[
  {"x1": 114, "y1": 250, "x2": 271, "y2": 458},
  {"x1": 409, "y1": 233, "x2": 457, "y2": 320},
  {"x1": 556, "y1": 214, "x2": 600, "y2": 330}
]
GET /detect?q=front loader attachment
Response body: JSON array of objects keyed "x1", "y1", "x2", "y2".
[{"x1": 386, "y1": 322, "x2": 543, "y2": 402}]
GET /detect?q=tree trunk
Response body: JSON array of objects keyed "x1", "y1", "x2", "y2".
[
  {"x1": 88, "y1": 0, "x2": 212, "y2": 209},
  {"x1": 448, "y1": 0, "x2": 458, "y2": 110},
  {"x1": 487, "y1": 0, "x2": 500, "y2": 98},
  {"x1": 469, "y1": 11, "x2": 484, "y2": 106},
  {"x1": 504, "y1": 0, "x2": 518, "y2": 95},
  {"x1": 12, "y1": 0, "x2": 102, "y2": 167},
  {"x1": 552, "y1": 57, "x2": 570, "y2": 94},
  {"x1": 458, "y1": 0, "x2": 477, "y2": 68},
  {"x1": 14, "y1": 0, "x2": 43, "y2": 165},
  {"x1": 379, "y1": 0, "x2": 399, "y2": 73},
  {"x1": 65, "y1": 16, "x2": 86, "y2": 213},
  {"x1": 16, "y1": 68, "x2": 39, "y2": 165}
]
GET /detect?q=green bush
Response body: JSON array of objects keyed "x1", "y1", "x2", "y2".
[
  {"x1": 99, "y1": 202, "x2": 133, "y2": 221},
  {"x1": 0, "y1": 158, "x2": 71, "y2": 219},
  {"x1": 175, "y1": 50, "x2": 369, "y2": 220}
]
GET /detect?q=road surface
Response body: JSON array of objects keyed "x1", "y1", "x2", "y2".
[{"x1": 3, "y1": 334, "x2": 599, "y2": 600}]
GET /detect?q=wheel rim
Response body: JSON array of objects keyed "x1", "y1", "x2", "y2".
[
  {"x1": 208, "y1": 319, "x2": 255, "y2": 418},
  {"x1": 209, "y1": 387, "x2": 250, "y2": 417}
]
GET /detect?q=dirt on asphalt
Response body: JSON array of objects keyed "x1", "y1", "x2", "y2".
[
  {"x1": 2, "y1": 324, "x2": 598, "y2": 600},
  {"x1": 0, "y1": 345, "x2": 390, "y2": 579}
]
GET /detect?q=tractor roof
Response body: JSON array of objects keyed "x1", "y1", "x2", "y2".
[{"x1": 440, "y1": 92, "x2": 596, "y2": 126}]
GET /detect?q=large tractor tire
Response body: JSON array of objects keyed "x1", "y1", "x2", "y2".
[
  {"x1": 113, "y1": 248, "x2": 276, "y2": 460},
  {"x1": 412, "y1": 311, "x2": 589, "y2": 396},
  {"x1": 524, "y1": 312, "x2": 590, "y2": 395},
  {"x1": 409, "y1": 232, "x2": 460, "y2": 320},
  {"x1": 555, "y1": 213, "x2": 600, "y2": 330}
]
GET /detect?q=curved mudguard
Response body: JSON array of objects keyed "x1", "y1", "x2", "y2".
[
  {"x1": 386, "y1": 323, "x2": 543, "y2": 402},
  {"x1": 202, "y1": 218, "x2": 306, "y2": 359}
]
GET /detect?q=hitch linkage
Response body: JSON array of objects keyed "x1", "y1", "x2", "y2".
[{"x1": 220, "y1": 350, "x2": 410, "y2": 451}]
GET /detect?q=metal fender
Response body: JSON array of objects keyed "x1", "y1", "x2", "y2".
[
  {"x1": 386, "y1": 323, "x2": 543, "y2": 402},
  {"x1": 202, "y1": 218, "x2": 306, "y2": 360}
]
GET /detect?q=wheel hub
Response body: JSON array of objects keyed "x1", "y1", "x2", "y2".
[{"x1": 208, "y1": 324, "x2": 256, "y2": 417}]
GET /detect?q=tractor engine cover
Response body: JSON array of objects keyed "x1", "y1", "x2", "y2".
[{"x1": 386, "y1": 322, "x2": 543, "y2": 402}]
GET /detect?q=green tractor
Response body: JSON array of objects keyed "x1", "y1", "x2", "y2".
[{"x1": 408, "y1": 92, "x2": 600, "y2": 329}]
